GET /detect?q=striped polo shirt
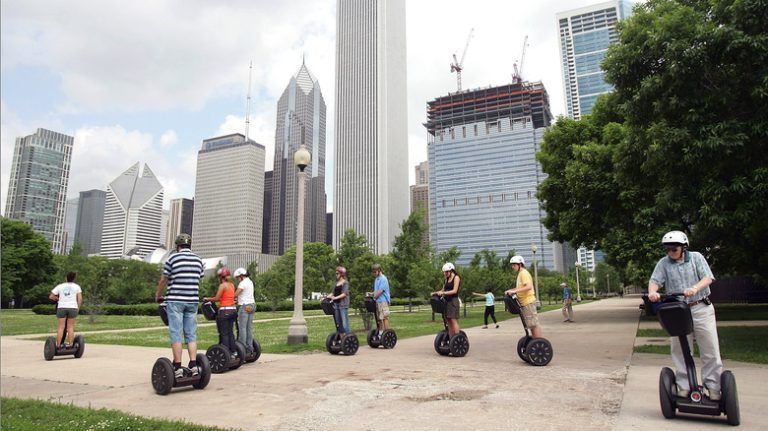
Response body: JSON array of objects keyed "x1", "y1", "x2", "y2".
[{"x1": 163, "y1": 248, "x2": 204, "y2": 303}]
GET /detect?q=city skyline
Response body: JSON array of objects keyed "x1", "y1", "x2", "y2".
[{"x1": 1, "y1": 0, "x2": 636, "y2": 216}]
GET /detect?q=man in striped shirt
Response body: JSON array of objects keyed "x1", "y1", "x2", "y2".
[{"x1": 156, "y1": 233, "x2": 205, "y2": 377}]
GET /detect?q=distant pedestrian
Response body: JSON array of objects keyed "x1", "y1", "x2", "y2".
[
  {"x1": 505, "y1": 255, "x2": 543, "y2": 338},
  {"x1": 233, "y1": 268, "x2": 256, "y2": 351},
  {"x1": 472, "y1": 288, "x2": 498, "y2": 328},
  {"x1": 561, "y1": 282, "x2": 574, "y2": 322},
  {"x1": 647, "y1": 230, "x2": 722, "y2": 400},
  {"x1": 367, "y1": 264, "x2": 391, "y2": 333},
  {"x1": 49, "y1": 272, "x2": 82, "y2": 348},
  {"x1": 327, "y1": 266, "x2": 351, "y2": 333}
]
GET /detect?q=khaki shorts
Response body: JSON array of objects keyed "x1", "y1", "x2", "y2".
[
  {"x1": 520, "y1": 303, "x2": 539, "y2": 328},
  {"x1": 444, "y1": 298, "x2": 460, "y2": 320},
  {"x1": 376, "y1": 302, "x2": 390, "y2": 320}
]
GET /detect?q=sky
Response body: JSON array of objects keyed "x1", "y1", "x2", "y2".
[{"x1": 1, "y1": 0, "x2": 628, "y2": 214}]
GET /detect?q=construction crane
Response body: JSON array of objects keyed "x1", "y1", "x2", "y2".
[
  {"x1": 513, "y1": 35, "x2": 528, "y2": 83},
  {"x1": 450, "y1": 28, "x2": 474, "y2": 91}
]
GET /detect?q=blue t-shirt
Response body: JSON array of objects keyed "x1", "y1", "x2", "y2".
[
  {"x1": 563, "y1": 287, "x2": 571, "y2": 300},
  {"x1": 485, "y1": 292, "x2": 494, "y2": 306},
  {"x1": 374, "y1": 274, "x2": 391, "y2": 303},
  {"x1": 649, "y1": 251, "x2": 714, "y2": 304}
]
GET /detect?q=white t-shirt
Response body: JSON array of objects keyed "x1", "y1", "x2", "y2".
[
  {"x1": 236, "y1": 278, "x2": 255, "y2": 305},
  {"x1": 51, "y1": 282, "x2": 82, "y2": 309}
]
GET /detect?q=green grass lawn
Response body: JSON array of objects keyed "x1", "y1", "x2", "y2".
[
  {"x1": 0, "y1": 397, "x2": 233, "y2": 431},
  {"x1": 5, "y1": 303, "x2": 562, "y2": 354},
  {"x1": 634, "y1": 326, "x2": 768, "y2": 364}
]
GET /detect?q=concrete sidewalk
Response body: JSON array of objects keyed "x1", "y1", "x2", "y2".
[{"x1": 1, "y1": 297, "x2": 765, "y2": 430}]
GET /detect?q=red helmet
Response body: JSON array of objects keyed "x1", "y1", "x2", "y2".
[
  {"x1": 335, "y1": 266, "x2": 347, "y2": 277},
  {"x1": 217, "y1": 267, "x2": 231, "y2": 278}
]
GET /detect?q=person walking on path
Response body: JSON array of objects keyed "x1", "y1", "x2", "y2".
[
  {"x1": 432, "y1": 263, "x2": 462, "y2": 336},
  {"x1": 49, "y1": 272, "x2": 82, "y2": 348},
  {"x1": 561, "y1": 282, "x2": 574, "y2": 322},
  {"x1": 472, "y1": 288, "x2": 498, "y2": 328},
  {"x1": 367, "y1": 264, "x2": 391, "y2": 333},
  {"x1": 156, "y1": 233, "x2": 205, "y2": 378},
  {"x1": 647, "y1": 230, "x2": 722, "y2": 400},
  {"x1": 233, "y1": 267, "x2": 256, "y2": 351},
  {"x1": 327, "y1": 266, "x2": 351, "y2": 333},
  {"x1": 505, "y1": 255, "x2": 543, "y2": 338},
  {"x1": 204, "y1": 267, "x2": 238, "y2": 355}
]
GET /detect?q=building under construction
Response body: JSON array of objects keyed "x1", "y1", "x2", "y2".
[{"x1": 425, "y1": 80, "x2": 552, "y2": 137}]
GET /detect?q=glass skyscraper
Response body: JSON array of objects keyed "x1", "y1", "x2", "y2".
[
  {"x1": 557, "y1": 0, "x2": 634, "y2": 119},
  {"x1": 4, "y1": 128, "x2": 73, "y2": 253}
]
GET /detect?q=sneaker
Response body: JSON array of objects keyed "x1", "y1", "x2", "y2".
[
  {"x1": 174, "y1": 368, "x2": 184, "y2": 379},
  {"x1": 676, "y1": 386, "x2": 690, "y2": 398},
  {"x1": 188, "y1": 365, "x2": 199, "y2": 376},
  {"x1": 706, "y1": 387, "x2": 721, "y2": 401},
  {"x1": 482, "y1": 326, "x2": 488, "y2": 329},
  {"x1": 495, "y1": 324, "x2": 499, "y2": 328}
]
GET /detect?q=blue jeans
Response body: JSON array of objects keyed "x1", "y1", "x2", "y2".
[
  {"x1": 334, "y1": 304, "x2": 350, "y2": 333},
  {"x1": 237, "y1": 304, "x2": 255, "y2": 348},
  {"x1": 167, "y1": 301, "x2": 198, "y2": 344}
]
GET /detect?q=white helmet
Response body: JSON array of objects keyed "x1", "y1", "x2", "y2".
[
  {"x1": 233, "y1": 267, "x2": 248, "y2": 278},
  {"x1": 510, "y1": 255, "x2": 525, "y2": 265},
  {"x1": 442, "y1": 262, "x2": 455, "y2": 272},
  {"x1": 661, "y1": 230, "x2": 689, "y2": 246}
]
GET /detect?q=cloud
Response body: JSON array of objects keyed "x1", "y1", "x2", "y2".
[{"x1": 159, "y1": 130, "x2": 178, "y2": 148}]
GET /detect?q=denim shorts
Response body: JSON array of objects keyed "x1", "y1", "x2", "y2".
[{"x1": 167, "y1": 301, "x2": 198, "y2": 344}]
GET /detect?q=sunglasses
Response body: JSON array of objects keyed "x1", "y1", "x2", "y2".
[{"x1": 664, "y1": 245, "x2": 681, "y2": 251}]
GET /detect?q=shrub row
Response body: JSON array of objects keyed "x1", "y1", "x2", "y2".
[{"x1": 31, "y1": 297, "x2": 429, "y2": 316}]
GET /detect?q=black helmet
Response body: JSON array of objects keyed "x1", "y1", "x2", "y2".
[{"x1": 175, "y1": 233, "x2": 192, "y2": 247}]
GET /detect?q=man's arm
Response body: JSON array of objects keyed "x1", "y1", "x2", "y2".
[{"x1": 156, "y1": 276, "x2": 168, "y2": 302}]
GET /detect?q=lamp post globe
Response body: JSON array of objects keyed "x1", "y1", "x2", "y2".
[
  {"x1": 288, "y1": 145, "x2": 311, "y2": 345},
  {"x1": 531, "y1": 243, "x2": 540, "y2": 308}
]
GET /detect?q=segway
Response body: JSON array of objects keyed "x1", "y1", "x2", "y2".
[
  {"x1": 202, "y1": 301, "x2": 246, "y2": 373},
  {"x1": 430, "y1": 295, "x2": 469, "y2": 357},
  {"x1": 321, "y1": 298, "x2": 359, "y2": 355},
  {"x1": 365, "y1": 296, "x2": 397, "y2": 349},
  {"x1": 43, "y1": 315, "x2": 85, "y2": 360},
  {"x1": 503, "y1": 293, "x2": 553, "y2": 366},
  {"x1": 234, "y1": 309, "x2": 261, "y2": 363},
  {"x1": 656, "y1": 294, "x2": 740, "y2": 425},
  {"x1": 152, "y1": 301, "x2": 211, "y2": 395}
]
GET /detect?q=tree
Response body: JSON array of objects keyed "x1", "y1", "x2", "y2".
[
  {"x1": 390, "y1": 210, "x2": 431, "y2": 304},
  {"x1": 538, "y1": 0, "x2": 768, "y2": 282},
  {"x1": 1, "y1": 218, "x2": 56, "y2": 307}
]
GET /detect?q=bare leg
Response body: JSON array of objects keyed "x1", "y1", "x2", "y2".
[
  {"x1": 55, "y1": 318, "x2": 66, "y2": 347},
  {"x1": 447, "y1": 319, "x2": 460, "y2": 337},
  {"x1": 531, "y1": 325, "x2": 542, "y2": 338},
  {"x1": 382, "y1": 318, "x2": 390, "y2": 330},
  {"x1": 187, "y1": 342, "x2": 197, "y2": 362},
  {"x1": 172, "y1": 342, "x2": 183, "y2": 363},
  {"x1": 66, "y1": 317, "x2": 76, "y2": 344}
]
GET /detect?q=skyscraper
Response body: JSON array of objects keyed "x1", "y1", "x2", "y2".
[
  {"x1": 426, "y1": 81, "x2": 554, "y2": 267},
  {"x1": 63, "y1": 197, "x2": 79, "y2": 253},
  {"x1": 410, "y1": 161, "x2": 429, "y2": 248},
  {"x1": 192, "y1": 133, "x2": 265, "y2": 268},
  {"x1": 268, "y1": 61, "x2": 327, "y2": 255},
  {"x1": 333, "y1": 0, "x2": 409, "y2": 254},
  {"x1": 100, "y1": 163, "x2": 164, "y2": 259},
  {"x1": 557, "y1": 0, "x2": 634, "y2": 119},
  {"x1": 74, "y1": 189, "x2": 106, "y2": 256},
  {"x1": 4, "y1": 128, "x2": 73, "y2": 253},
  {"x1": 262, "y1": 171, "x2": 273, "y2": 254},
  {"x1": 165, "y1": 198, "x2": 194, "y2": 249}
]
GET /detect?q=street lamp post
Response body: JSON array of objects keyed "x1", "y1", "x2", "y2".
[
  {"x1": 575, "y1": 261, "x2": 582, "y2": 302},
  {"x1": 287, "y1": 145, "x2": 311, "y2": 345},
  {"x1": 531, "y1": 244, "x2": 540, "y2": 308}
]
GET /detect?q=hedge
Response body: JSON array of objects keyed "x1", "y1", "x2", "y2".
[{"x1": 32, "y1": 297, "x2": 429, "y2": 316}]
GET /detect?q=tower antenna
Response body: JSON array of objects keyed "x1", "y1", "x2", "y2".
[{"x1": 245, "y1": 60, "x2": 253, "y2": 142}]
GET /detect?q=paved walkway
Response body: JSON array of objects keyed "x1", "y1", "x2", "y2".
[{"x1": 1, "y1": 297, "x2": 765, "y2": 430}]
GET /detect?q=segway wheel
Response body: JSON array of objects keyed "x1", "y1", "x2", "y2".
[
  {"x1": 381, "y1": 329, "x2": 397, "y2": 349},
  {"x1": 326, "y1": 332, "x2": 340, "y2": 354},
  {"x1": 44, "y1": 336, "x2": 56, "y2": 361},
  {"x1": 247, "y1": 339, "x2": 261, "y2": 363},
  {"x1": 434, "y1": 330, "x2": 449, "y2": 356},
  {"x1": 74, "y1": 335, "x2": 85, "y2": 358},
  {"x1": 230, "y1": 342, "x2": 247, "y2": 370},
  {"x1": 449, "y1": 333, "x2": 470, "y2": 357},
  {"x1": 206, "y1": 345, "x2": 231, "y2": 373},
  {"x1": 525, "y1": 338, "x2": 553, "y2": 366},
  {"x1": 192, "y1": 353, "x2": 211, "y2": 390},
  {"x1": 367, "y1": 329, "x2": 379, "y2": 348},
  {"x1": 342, "y1": 334, "x2": 359, "y2": 355},
  {"x1": 151, "y1": 358, "x2": 175, "y2": 395},
  {"x1": 721, "y1": 370, "x2": 740, "y2": 426},
  {"x1": 517, "y1": 336, "x2": 531, "y2": 363},
  {"x1": 659, "y1": 367, "x2": 677, "y2": 419}
]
